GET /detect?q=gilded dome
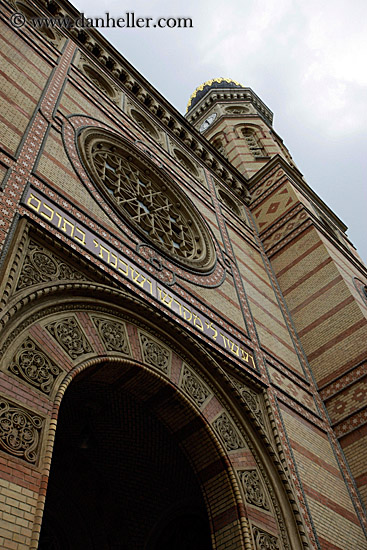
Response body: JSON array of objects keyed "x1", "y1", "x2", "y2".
[{"x1": 186, "y1": 78, "x2": 244, "y2": 112}]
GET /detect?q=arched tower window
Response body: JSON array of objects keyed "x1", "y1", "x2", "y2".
[{"x1": 242, "y1": 128, "x2": 266, "y2": 158}]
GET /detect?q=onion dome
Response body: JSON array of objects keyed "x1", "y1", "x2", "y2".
[{"x1": 186, "y1": 78, "x2": 244, "y2": 112}]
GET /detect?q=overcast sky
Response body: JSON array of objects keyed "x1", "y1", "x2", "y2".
[{"x1": 73, "y1": 0, "x2": 367, "y2": 263}]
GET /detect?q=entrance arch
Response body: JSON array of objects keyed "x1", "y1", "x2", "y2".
[
  {"x1": 0, "y1": 265, "x2": 309, "y2": 550},
  {"x1": 38, "y1": 359, "x2": 214, "y2": 549}
]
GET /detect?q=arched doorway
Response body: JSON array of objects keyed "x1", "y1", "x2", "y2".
[{"x1": 39, "y1": 361, "x2": 213, "y2": 549}]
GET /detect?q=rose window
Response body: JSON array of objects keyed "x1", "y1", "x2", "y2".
[{"x1": 79, "y1": 130, "x2": 215, "y2": 271}]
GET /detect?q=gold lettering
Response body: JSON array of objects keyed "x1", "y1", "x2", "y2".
[
  {"x1": 146, "y1": 278, "x2": 153, "y2": 295},
  {"x1": 205, "y1": 321, "x2": 218, "y2": 340},
  {"x1": 99, "y1": 244, "x2": 110, "y2": 263},
  {"x1": 40, "y1": 203, "x2": 54, "y2": 221},
  {"x1": 157, "y1": 287, "x2": 173, "y2": 308},
  {"x1": 61, "y1": 218, "x2": 74, "y2": 237},
  {"x1": 118, "y1": 258, "x2": 129, "y2": 276},
  {"x1": 55, "y1": 213, "x2": 62, "y2": 228},
  {"x1": 27, "y1": 194, "x2": 41, "y2": 212},
  {"x1": 183, "y1": 306, "x2": 192, "y2": 322},
  {"x1": 110, "y1": 253, "x2": 118, "y2": 268},
  {"x1": 131, "y1": 268, "x2": 146, "y2": 287},
  {"x1": 173, "y1": 299, "x2": 182, "y2": 316},
  {"x1": 220, "y1": 333, "x2": 230, "y2": 348},
  {"x1": 193, "y1": 313, "x2": 204, "y2": 331},
  {"x1": 229, "y1": 341, "x2": 240, "y2": 357},
  {"x1": 93, "y1": 239, "x2": 99, "y2": 248},
  {"x1": 74, "y1": 227, "x2": 86, "y2": 246},
  {"x1": 240, "y1": 348, "x2": 249, "y2": 363}
]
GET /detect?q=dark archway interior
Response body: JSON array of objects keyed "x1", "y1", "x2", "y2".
[{"x1": 39, "y1": 363, "x2": 212, "y2": 550}]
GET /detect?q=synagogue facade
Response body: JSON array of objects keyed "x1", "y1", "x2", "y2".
[{"x1": 0, "y1": 1, "x2": 367, "y2": 549}]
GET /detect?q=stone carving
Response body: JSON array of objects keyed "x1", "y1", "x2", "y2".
[
  {"x1": 139, "y1": 333, "x2": 170, "y2": 374},
  {"x1": 253, "y1": 526, "x2": 280, "y2": 550},
  {"x1": 239, "y1": 470, "x2": 270, "y2": 510},
  {"x1": 9, "y1": 338, "x2": 61, "y2": 395},
  {"x1": 46, "y1": 317, "x2": 92, "y2": 359},
  {"x1": 92, "y1": 317, "x2": 130, "y2": 354},
  {"x1": 212, "y1": 412, "x2": 244, "y2": 451},
  {"x1": 180, "y1": 364, "x2": 210, "y2": 407},
  {"x1": 173, "y1": 148, "x2": 199, "y2": 176},
  {"x1": 16, "y1": 240, "x2": 86, "y2": 290},
  {"x1": 213, "y1": 140, "x2": 227, "y2": 158},
  {"x1": 217, "y1": 188, "x2": 242, "y2": 218},
  {"x1": 230, "y1": 376, "x2": 264, "y2": 426},
  {"x1": 82, "y1": 64, "x2": 115, "y2": 98},
  {"x1": 130, "y1": 109, "x2": 160, "y2": 139},
  {"x1": 138, "y1": 245, "x2": 176, "y2": 286},
  {"x1": 225, "y1": 106, "x2": 250, "y2": 115},
  {"x1": 0, "y1": 398, "x2": 43, "y2": 463}
]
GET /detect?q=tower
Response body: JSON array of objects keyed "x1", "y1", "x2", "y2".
[{"x1": 0, "y1": 3, "x2": 366, "y2": 550}]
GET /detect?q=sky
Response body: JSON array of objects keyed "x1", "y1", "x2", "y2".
[{"x1": 72, "y1": 0, "x2": 367, "y2": 263}]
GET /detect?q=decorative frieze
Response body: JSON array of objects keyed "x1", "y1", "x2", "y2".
[
  {"x1": 46, "y1": 317, "x2": 92, "y2": 359},
  {"x1": 0, "y1": 398, "x2": 43, "y2": 464},
  {"x1": 253, "y1": 526, "x2": 280, "y2": 550},
  {"x1": 230, "y1": 376, "x2": 264, "y2": 426},
  {"x1": 92, "y1": 317, "x2": 130, "y2": 355},
  {"x1": 16, "y1": 239, "x2": 87, "y2": 291},
  {"x1": 180, "y1": 364, "x2": 211, "y2": 407},
  {"x1": 139, "y1": 332, "x2": 171, "y2": 374},
  {"x1": 212, "y1": 412, "x2": 245, "y2": 451},
  {"x1": 9, "y1": 338, "x2": 62, "y2": 395},
  {"x1": 239, "y1": 469, "x2": 269, "y2": 510}
]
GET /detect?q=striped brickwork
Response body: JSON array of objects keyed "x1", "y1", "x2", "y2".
[
  {"x1": 250, "y1": 164, "x2": 367, "y2": 516},
  {"x1": 0, "y1": 1, "x2": 366, "y2": 549}
]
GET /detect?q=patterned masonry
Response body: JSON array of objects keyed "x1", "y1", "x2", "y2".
[{"x1": 0, "y1": 1, "x2": 366, "y2": 549}]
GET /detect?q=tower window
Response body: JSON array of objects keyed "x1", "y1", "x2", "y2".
[{"x1": 242, "y1": 128, "x2": 266, "y2": 158}]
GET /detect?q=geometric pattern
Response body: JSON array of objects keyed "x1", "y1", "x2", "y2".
[
  {"x1": 252, "y1": 184, "x2": 295, "y2": 233},
  {"x1": 267, "y1": 364, "x2": 317, "y2": 413}
]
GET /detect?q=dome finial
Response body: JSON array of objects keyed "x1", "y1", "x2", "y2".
[{"x1": 186, "y1": 78, "x2": 244, "y2": 112}]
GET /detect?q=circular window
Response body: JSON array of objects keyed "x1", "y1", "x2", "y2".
[
  {"x1": 78, "y1": 129, "x2": 216, "y2": 272},
  {"x1": 15, "y1": 2, "x2": 56, "y2": 41},
  {"x1": 82, "y1": 65, "x2": 115, "y2": 99}
]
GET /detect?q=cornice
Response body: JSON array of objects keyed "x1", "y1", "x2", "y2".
[
  {"x1": 249, "y1": 155, "x2": 348, "y2": 231},
  {"x1": 29, "y1": 0, "x2": 251, "y2": 202},
  {"x1": 186, "y1": 86, "x2": 274, "y2": 127}
]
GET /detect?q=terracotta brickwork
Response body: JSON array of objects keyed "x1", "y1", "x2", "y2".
[{"x1": 0, "y1": 2, "x2": 366, "y2": 549}]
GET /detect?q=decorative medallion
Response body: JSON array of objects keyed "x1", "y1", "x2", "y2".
[
  {"x1": 16, "y1": 239, "x2": 87, "y2": 291},
  {"x1": 230, "y1": 376, "x2": 264, "y2": 426},
  {"x1": 239, "y1": 470, "x2": 269, "y2": 510},
  {"x1": 139, "y1": 332, "x2": 171, "y2": 374},
  {"x1": 78, "y1": 129, "x2": 216, "y2": 272},
  {"x1": 9, "y1": 338, "x2": 62, "y2": 395},
  {"x1": 0, "y1": 398, "x2": 43, "y2": 464},
  {"x1": 253, "y1": 526, "x2": 280, "y2": 550},
  {"x1": 46, "y1": 317, "x2": 92, "y2": 359},
  {"x1": 212, "y1": 412, "x2": 245, "y2": 451},
  {"x1": 180, "y1": 364, "x2": 211, "y2": 408},
  {"x1": 92, "y1": 317, "x2": 130, "y2": 355}
]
